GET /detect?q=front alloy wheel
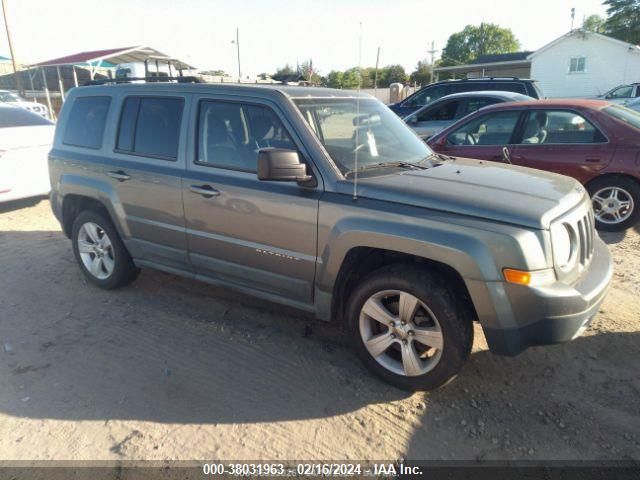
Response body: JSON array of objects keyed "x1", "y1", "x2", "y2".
[
  {"x1": 360, "y1": 290, "x2": 444, "y2": 376},
  {"x1": 348, "y1": 265, "x2": 473, "y2": 391}
]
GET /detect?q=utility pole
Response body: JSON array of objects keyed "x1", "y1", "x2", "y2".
[
  {"x1": 373, "y1": 46, "x2": 380, "y2": 95},
  {"x1": 231, "y1": 27, "x2": 241, "y2": 82},
  {"x1": 570, "y1": 7, "x2": 576, "y2": 31},
  {"x1": 427, "y1": 40, "x2": 437, "y2": 84},
  {"x1": 1, "y1": 0, "x2": 24, "y2": 95}
]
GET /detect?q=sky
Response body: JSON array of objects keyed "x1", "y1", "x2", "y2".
[{"x1": 0, "y1": 0, "x2": 608, "y2": 77}]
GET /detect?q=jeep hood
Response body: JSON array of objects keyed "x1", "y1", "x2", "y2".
[{"x1": 347, "y1": 158, "x2": 585, "y2": 229}]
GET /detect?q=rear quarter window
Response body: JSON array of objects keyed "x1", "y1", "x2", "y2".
[{"x1": 63, "y1": 96, "x2": 111, "y2": 149}]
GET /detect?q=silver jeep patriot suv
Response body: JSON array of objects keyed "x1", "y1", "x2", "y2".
[{"x1": 49, "y1": 82, "x2": 613, "y2": 391}]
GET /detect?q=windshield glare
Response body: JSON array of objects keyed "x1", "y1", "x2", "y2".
[{"x1": 294, "y1": 98, "x2": 433, "y2": 174}]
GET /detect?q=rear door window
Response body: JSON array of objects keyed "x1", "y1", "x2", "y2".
[
  {"x1": 460, "y1": 97, "x2": 502, "y2": 116},
  {"x1": 518, "y1": 110, "x2": 607, "y2": 144},
  {"x1": 416, "y1": 100, "x2": 460, "y2": 122},
  {"x1": 404, "y1": 84, "x2": 450, "y2": 107},
  {"x1": 63, "y1": 96, "x2": 111, "y2": 149},
  {"x1": 116, "y1": 96, "x2": 184, "y2": 160},
  {"x1": 453, "y1": 82, "x2": 492, "y2": 93}
]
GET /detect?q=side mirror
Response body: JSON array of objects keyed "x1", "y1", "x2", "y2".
[
  {"x1": 407, "y1": 115, "x2": 418, "y2": 125},
  {"x1": 257, "y1": 148, "x2": 312, "y2": 183}
]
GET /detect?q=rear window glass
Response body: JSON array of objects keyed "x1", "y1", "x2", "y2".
[
  {"x1": 603, "y1": 105, "x2": 640, "y2": 130},
  {"x1": 117, "y1": 96, "x2": 184, "y2": 160},
  {"x1": 63, "y1": 96, "x2": 111, "y2": 149},
  {"x1": 0, "y1": 106, "x2": 53, "y2": 127},
  {"x1": 497, "y1": 82, "x2": 527, "y2": 95}
]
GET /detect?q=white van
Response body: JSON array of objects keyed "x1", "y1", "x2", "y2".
[{"x1": 115, "y1": 62, "x2": 172, "y2": 80}]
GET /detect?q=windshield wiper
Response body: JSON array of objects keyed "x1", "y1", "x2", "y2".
[{"x1": 346, "y1": 161, "x2": 429, "y2": 176}]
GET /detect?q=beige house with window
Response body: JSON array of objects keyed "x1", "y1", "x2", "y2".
[{"x1": 528, "y1": 29, "x2": 640, "y2": 98}]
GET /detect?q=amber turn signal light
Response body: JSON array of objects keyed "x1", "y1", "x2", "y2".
[{"x1": 503, "y1": 268, "x2": 531, "y2": 285}]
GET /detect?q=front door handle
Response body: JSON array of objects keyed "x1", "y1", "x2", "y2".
[
  {"x1": 585, "y1": 157, "x2": 601, "y2": 163},
  {"x1": 190, "y1": 184, "x2": 220, "y2": 198},
  {"x1": 107, "y1": 170, "x2": 131, "y2": 182}
]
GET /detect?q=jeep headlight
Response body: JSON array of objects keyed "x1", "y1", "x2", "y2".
[{"x1": 551, "y1": 222, "x2": 576, "y2": 270}]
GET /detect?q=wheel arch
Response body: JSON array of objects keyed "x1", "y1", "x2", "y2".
[
  {"x1": 585, "y1": 172, "x2": 640, "y2": 191},
  {"x1": 57, "y1": 174, "x2": 126, "y2": 239},
  {"x1": 329, "y1": 246, "x2": 478, "y2": 326}
]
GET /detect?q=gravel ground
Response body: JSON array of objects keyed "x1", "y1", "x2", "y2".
[{"x1": 0, "y1": 198, "x2": 638, "y2": 461}]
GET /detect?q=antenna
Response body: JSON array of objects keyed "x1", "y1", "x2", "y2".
[{"x1": 353, "y1": 21, "x2": 362, "y2": 201}]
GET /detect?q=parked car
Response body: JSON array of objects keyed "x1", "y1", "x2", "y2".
[
  {"x1": 404, "y1": 91, "x2": 533, "y2": 139},
  {"x1": 428, "y1": 99, "x2": 640, "y2": 231},
  {"x1": 599, "y1": 83, "x2": 640, "y2": 105},
  {"x1": 0, "y1": 104, "x2": 55, "y2": 203},
  {"x1": 0, "y1": 89, "x2": 50, "y2": 118},
  {"x1": 49, "y1": 82, "x2": 612, "y2": 391},
  {"x1": 388, "y1": 77, "x2": 544, "y2": 117}
]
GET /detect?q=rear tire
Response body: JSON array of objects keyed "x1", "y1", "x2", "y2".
[
  {"x1": 587, "y1": 176, "x2": 640, "y2": 231},
  {"x1": 71, "y1": 210, "x2": 139, "y2": 289},
  {"x1": 346, "y1": 265, "x2": 473, "y2": 391}
]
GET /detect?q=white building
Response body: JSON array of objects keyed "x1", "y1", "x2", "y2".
[{"x1": 528, "y1": 29, "x2": 640, "y2": 98}]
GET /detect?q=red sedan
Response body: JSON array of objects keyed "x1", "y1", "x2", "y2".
[{"x1": 428, "y1": 99, "x2": 640, "y2": 231}]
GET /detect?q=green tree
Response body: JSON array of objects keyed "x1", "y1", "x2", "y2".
[
  {"x1": 604, "y1": 0, "x2": 640, "y2": 45},
  {"x1": 273, "y1": 64, "x2": 296, "y2": 77},
  {"x1": 440, "y1": 23, "x2": 520, "y2": 66},
  {"x1": 583, "y1": 14, "x2": 605, "y2": 32},
  {"x1": 325, "y1": 70, "x2": 344, "y2": 88},
  {"x1": 409, "y1": 60, "x2": 432, "y2": 86},
  {"x1": 378, "y1": 64, "x2": 408, "y2": 87},
  {"x1": 341, "y1": 68, "x2": 361, "y2": 89}
]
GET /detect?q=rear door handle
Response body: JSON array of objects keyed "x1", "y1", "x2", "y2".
[
  {"x1": 585, "y1": 157, "x2": 601, "y2": 163},
  {"x1": 190, "y1": 184, "x2": 220, "y2": 198},
  {"x1": 107, "y1": 170, "x2": 131, "y2": 182}
]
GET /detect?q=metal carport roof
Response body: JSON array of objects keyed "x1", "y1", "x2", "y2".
[{"x1": 30, "y1": 46, "x2": 195, "y2": 70}]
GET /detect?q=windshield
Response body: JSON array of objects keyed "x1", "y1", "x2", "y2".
[
  {"x1": 294, "y1": 98, "x2": 433, "y2": 174},
  {"x1": 0, "y1": 91, "x2": 22, "y2": 102},
  {"x1": 603, "y1": 104, "x2": 640, "y2": 130}
]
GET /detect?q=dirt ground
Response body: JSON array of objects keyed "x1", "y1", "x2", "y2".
[{"x1": 0, "y1": 198, "x2": 638, "y2": 461}]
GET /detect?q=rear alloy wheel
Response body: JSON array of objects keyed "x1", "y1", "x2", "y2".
[
  {"x1": 77, "y1": 222, "x2": 115, "y2": 280},
  {"x1": 71, "y1": 210, "x2": 139, "y2": 289},
  {"x1": 588, "y1": 177, "x2": 640, "y2": 231},
  {"x1": 348, "y1": 265, "x2": 473, "y2": 391}
]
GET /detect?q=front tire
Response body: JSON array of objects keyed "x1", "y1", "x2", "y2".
[
  {"x1": 347, "y1": 265, "x2": 473, "y2": 391},
  {"x1": 71, "y1": 210, "x2": 139, "y2": 289},
  {"x1": 588, "y1": 176, "x2": 640, "y2": 231}
]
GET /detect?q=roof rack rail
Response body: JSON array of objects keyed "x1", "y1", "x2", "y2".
[{"x1": 83, "y1": 76, "x2": 204, "y2": 86}]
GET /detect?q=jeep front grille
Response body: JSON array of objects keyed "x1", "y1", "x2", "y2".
[{"x1": 576, "y1": 210, "x2": 595, "y2": 267}]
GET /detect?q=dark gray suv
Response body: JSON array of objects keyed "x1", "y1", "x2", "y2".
[{"x1": 49, "y1": 82, "x2": 612, "y2": 391}]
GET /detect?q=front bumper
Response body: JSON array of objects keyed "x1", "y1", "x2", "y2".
[{"x1": 476, "y1": 236, "x2": 613, "y2": 356}]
